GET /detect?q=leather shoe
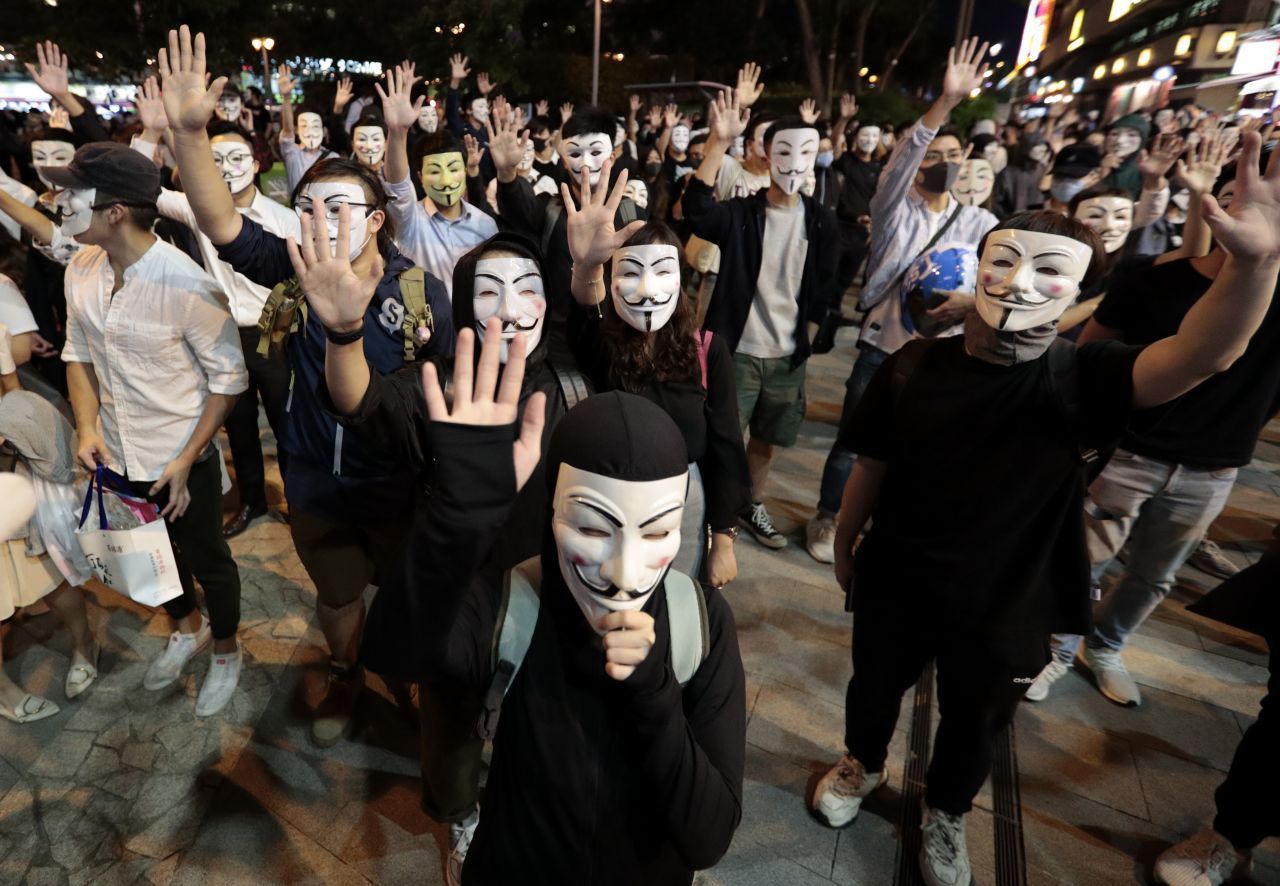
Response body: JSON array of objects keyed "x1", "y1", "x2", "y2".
[{"x1": 223, "y1": 504, "x2": 267, "y2": 538}]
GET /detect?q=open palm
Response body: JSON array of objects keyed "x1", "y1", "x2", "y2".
[
  {"x1": 561, "y1": 161, "x2": 645, "y2": 268},
  {"x1": 709, "y1": 89, "x2": 749, "y2": 143},
  {"x1": 285, "y1": 204, "x2": 383, "y2": 333},
  {"x1": 157, "y1": 26, "x2": 225, "y2": 134},
  {"x1": 1204, "y1": 132, "x2": 1280, "y2": 261}
]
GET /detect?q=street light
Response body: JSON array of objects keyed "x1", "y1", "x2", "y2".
[{"x1": 251, "y1": 37, "x2": 275, "y2": 94}]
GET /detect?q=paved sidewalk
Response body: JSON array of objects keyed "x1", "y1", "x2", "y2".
[{"x1": 1, "y1": 322, "x2": 1278, "y2": 885}]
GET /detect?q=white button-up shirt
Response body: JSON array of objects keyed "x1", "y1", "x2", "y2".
[
  {"x1": 62, "y1": 240, "x2": 248, "y2": 482},
  {"x1": 384, "y1": 175, "x2": 497, "y2": 296}
]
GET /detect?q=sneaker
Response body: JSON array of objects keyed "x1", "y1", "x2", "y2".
[
  {"x1": 741, "y1": 501, "x2": 787, "y2": 550},
  {"x1": 1188, "y1": 539, "x2": 1240, "y2": 580},
  {"x1": 311, "y1": 662, "x2": 364, "y2": 748},
  {"x1": 805, "y1": 514, "x2": 837, "y2": 563},
  {"x1": 1023, "y1": 659, "x2": 1070, "y2": 702},
  {"x1": 195, "y1": 646, "x2": 242, "y2": 717},
  {"x1": 143, "y1": 619, "x2": 212, "y2": 691},
  {"x1": 446, "y1": 806, "x2": 480, "y2": 886},
  {"x1": 920, "y1": 805, "x2": 971, "y2": 886},
  {"x1": 811, "y1": 752, "x2": 883, "y2": 827},
  {"x1": 1081, "y1": 645, "x2": 1141, "y2": 707},
  {"x1": 1154, "y1": 827, "x2": 1251, "y2": 885}
]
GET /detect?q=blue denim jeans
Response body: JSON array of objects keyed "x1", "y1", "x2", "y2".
[
  {"x1": 1051, "y1": 449, "x2": 1237, "y2": 662},
  {"x1": 816, "y1": 344, "x2": 890, "y2": 515}
]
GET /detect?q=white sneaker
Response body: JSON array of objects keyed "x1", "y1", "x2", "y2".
[
  {"x1": 446, "y1": 806, "x2": 479, "y2": 886},
  {"x1": 920, "y1": 805, "x2": 971, "y2": 886},
  {"x1": 143, "y1": 618, "x2": 212, "y2": 691},
  {"x1": 195, "y1": 646, "x2": 242, "y2": 717},
  {"x1": 1154, "y1": 827, "x2": 1251, "y2": 885},
  {"x1": 1081, "y1": 645, "x2": 1141, "y2": 706},
  {"x1": 811, "y1": 753, "x2": 883, "y2": 827},
  {"x1": 1023, "y1": 659, "x2": 1070, "y2": 702},
  {"x1": 805, "y1": 514, "x2": 838, "y2": 563}
]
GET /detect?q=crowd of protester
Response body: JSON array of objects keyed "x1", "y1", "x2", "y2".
[{"x1": 0, "y1": 26, "x2": 1278, "y2": 886}]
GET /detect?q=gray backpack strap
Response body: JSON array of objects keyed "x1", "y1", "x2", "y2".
[
  {"x1": 542, "y1": 198, "x2": 563, "y2": 266},
  {"x1": 477, "y1": 556, "x2": 542, "y2": 740},
  {"x1": 664, "y1": 570, "x2": 709, "y2": 686},
  {"x1": 553, "y1": 363, "x2": 592, "y2": 409}
]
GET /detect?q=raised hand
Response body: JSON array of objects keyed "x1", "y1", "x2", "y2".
[
  {"x1": 600, "y1": 610, "x2": 657, "y2": 681},
  {"x1": 463, "y1": 133, "x2": 483, "y2": 177},
  {"x1": 1138, "y1": 132, "x2": 1185, "y2": 184},
  {"x1": 1175, "y1": 130, "x2": 1231, "y2": 195},
  {"x1": 839, "y1": 92, "x2": 858, "y2": 120},
  {"x1": 490, "y1": 94, "x2": 512, "y2": 126},
  {"x1": 486, "y1": 112, "x2": 528, "y2": 179},
  {"x1": 48, "y1": 105, "x2": 70, "y2": 131},
  {"x1": 421, "y1": 322, "x2": 546, "y2": 491},
  {"x1": 25, "y1": 40, "x2": 70, "y2": 99},
  {"x1": 561, "y1": 159, "x2": 645, "y2": 269},
  {"x1": 135, "y1": 76, "x2": 170, "y2": 133},
  {"x1": 276, "y1": 64, "x2": 296, "y2": 100},
  {"x1": 477, "y1": 72, "x2": 495, "y2": 96},
  {"x1": 799, "y1": 98, "x2": 819, "y2": 125},
  {"x1": 646, "y1": 105, "x2": 662, "y2": 129},
  {"x1": 1202, "y1": 132, "x2": 1280, "y2": 262},
  {"x1": 375, "y1": 61, "x2": 424, "y2": 130},
  {"x1": 708, "y1": 89, "x2": 750, "y2": 144},
  {"x1": 157, "y1": 26, "x2": 227, "y2": 134},
  {"x1": 334, "y1": 76, "x2": 354, "y2": 113},
  {"x1": 286, "y1": 203, "x2": 384, "y2": 333},
  {"x1": 560, "y1": 102, "x2": 574, "y2": 125},
  {"x1": 736, "y1": 62, "x2": 764, "y2": 108},
  {"x1": 535, "y1": 99, "x2": 549, "y2": 117},
  {"x1": 629, "y1": 93, "x2": 642, "y2": 115},
  {"x1": 662, "y1": 103, "x2": 679, "y2": 129},
  {"x1": 941, "y1": 36, "x2": 990, "y2": 106},
  {"x1": 450, "y1": 53, "x2": 471, "y2": 84}
]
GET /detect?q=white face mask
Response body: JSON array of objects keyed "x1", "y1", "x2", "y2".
[
  {"x1": 552, "y1": 464, "x2": 687, "y2": 635},
  {"x1": 518, "y1": 140, "x2": 536, "y2": 174},
  {"x1": 730, "y1": 135, "x2": 745, "y2": 158},
  {"x1": 563, "y1": 132, "x2": 613, "y2": 186},
  {"x1": 1074, "y1": 195, "x2": 1134, "y2": 254},
  {"x1": 975, "y1": 230, "x2": 1093, "y2": 332},
  {"x1": 473, "y1": 256, "x2": 547, "y2": 363},
  {"x1": 31, "y1": 139, "x2": 75, "y2": 190},
  {"x1": 880, "y1": 131, "x2": 895, "y2": 148},
  {"x1": 418, "y1": 104, "x2": 439, "y2": 133},
  {"x1": 1105, "y1": 127, "x2": 1142, "y2": 158},
  {"x1": 611, "y1": 243, "x2": 680, "y2": 333},
  {"x1": 670, "y1": 124, "x2": 691, "y2": 154},
  {"x1": 615, "y1": 123, "x2": 626, "y2": 146},
  {"x1": 1154, "y1": 109, "x2": 1174, "y2": 130},
  {"x1": 854, "y1": 127, "x2": 881, "y2": 155},
  {"x1": 769, "y1": 127, "x2": 820, "y2": 195},
  {"x1": 215, "y1": 94, "x2": 242, "y2": 122},
  {"x1": 297, "y1": 112, "x2": 324, "y2": 150},
  {"x1": 989, "y1": 144, "x2": 1009, "y2": 175},
  {"x1": 624, "y1": 178, "x2": 648, "y2": 209},
  {"x1": 211, "y1": 140, "x2": 256, "y2": 195},
  {"x1": 53, "y1": 186, "x2": 96, "y2": 238},
  {"x1": 294, "y1": 181, "x2": 373, "y2": 261},
  {"x1": 952, "y1": 158, "x2": 994, "y2": 206},
  {"x1": 470, "y1": 98, "x2": 489, "y2": 124},
  {"x1": 749, "y1": 123, "x2": 770, "y2": 160},
  {"x1": 352, "y1": 126, "x2": 386, "y2": 167}
]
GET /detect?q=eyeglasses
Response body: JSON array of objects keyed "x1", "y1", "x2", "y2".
[{"x1": 294, "y1": 200, "x2": 376, "y2": 223}]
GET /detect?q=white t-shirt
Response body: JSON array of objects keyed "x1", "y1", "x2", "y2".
[
  {"x1": 737, "y1": 200, "x2": 807, "y2": 359},
  {"x1": 0, "y1": 275, "x2": 38, "y2": 336}
]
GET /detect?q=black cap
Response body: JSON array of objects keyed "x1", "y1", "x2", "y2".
[
  {"x1": 1052, "y1": 143, "x2": 1102, "y2": 179},
  {"x1": 39, "y1": 142, "x2": 161, "y2": 205}
]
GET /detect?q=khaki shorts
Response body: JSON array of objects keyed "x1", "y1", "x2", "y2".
[{"x1": 734, "y1": 353, "x2": 807, "y2": 447}]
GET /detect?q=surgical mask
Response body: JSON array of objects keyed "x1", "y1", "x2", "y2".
[
  {"x1": 470, "y1": 98, "x2": 489, "y2": 124},
  {"x1": 1049, "y1": 177, "x2": 1086, "y2": 204},
  {"x1": 769, "y1": 127, "x2": 820, "y2": 195},
  {"x1": 563, "y1": 132, "x2": 613, "y2": 186},
  {"x1": 624, "y1": 179, "x2": 649, "y2": 209},
  {"x1": 53, "y1": 187, "x2": 96, "y2": 238},
  {"x1": 421, "y1": 151, "x2": 466, "y2": 207},
  {"x1": 352, "y1": 125, "x2": 386, "y2": 167},
  {"x1": 1074, "y1": 195, "x2": 1134, "y2": 254},
  {"x1": 670, "y1": 124, "x2": 691, "y2": 154},
  {"x1": 855, "y1": 127, "x2": 881, "y2": 155},
  {"x1": 552, "y1": 463, "x2": 687, "y2": 635},
  {"x1": 644, "y1": 161, "x2": 662, "y2": 178},
  {"x1": 211, "y1": 140, "x2": 256, "y2": 195},
  {"x1": 611, "y1": 243, "x2": 680, "y2": 332},
  {"x1": 31, "y1": 139, "x2": 74, "y2": 191},
  {"x1": 974, "y1": 229, "x2": 1093, "y2": 331},
  {"x1": 294, "y1": 181, "x2": 375, "y2": 261},
  {"x1": 216, "y1": 94, "x2": 242, "y2": 122},
  {"x1": 951, "y1": 158, "x2": 994, "y2": 206},
  {"x1": 297, "y1": 112, "x2": 324, "y2": 151},
  {"x1": 816, "y1": 150, "x2": 834, "y2": 169},
  {"x1": 418, "y1": 104, "x2": 438, "y2": 133},
  {"x1": 473, "y1": 256, "x2": 547, "y2": 363},
  {"x1": 919, "y1": 160, "x2": 961, "y2": 195}
]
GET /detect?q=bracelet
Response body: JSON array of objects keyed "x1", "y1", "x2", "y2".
[
  {"x1": 711, "y1": 527, "x2": 739, "y2": 540},
  {"x1": 572, "y1": 267, "x2": 604, "y2": 286},
  {"x1": 325, "y1": 325, "x2": 364, "y2": 345}
]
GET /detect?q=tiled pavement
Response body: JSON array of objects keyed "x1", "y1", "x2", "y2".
[{"x1": 2, "y1": 321, "x2": 1278, "y2": 885}]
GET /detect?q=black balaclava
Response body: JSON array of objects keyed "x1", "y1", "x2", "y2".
[{"x1": 450, "y1": 231, "x2": 552, "y2": 372}]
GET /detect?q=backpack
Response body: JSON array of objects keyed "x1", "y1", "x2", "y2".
[
  {"x1": 476, "y1": 556, "x2": 710, "y2": 740},
  {"x1": 256, "y1": 267, "x2": 435, "y2": 362}
]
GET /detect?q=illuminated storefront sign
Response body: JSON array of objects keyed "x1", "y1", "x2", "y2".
[{"x1": 1017, "y1": 0, "x2": 1056, "y2": 69}]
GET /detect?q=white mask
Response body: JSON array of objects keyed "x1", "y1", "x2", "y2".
[
  {"x1": 769, "y1": 127, "x2": 820, "y2": 195},
  {"x1": 211, "y1": 140, "x2": 256, "y2": 195},
  {"x1": 1154, "y1": 109, "x2": 1174, "y2": 130},
  {"x1": 854, "y1": 127, "x2": 881, "y2": 155},
  {"x1": 1074, "y1": 195, "x2": 1134, "y2": 254},
  {"x1": 518, "y1": 140, "x2": 536, "y2": 174},
  {"x1": 624, "y1": 178, "x2": 649, "y2": 209},
  {"x1": 470, "y1": 98, "x2": 489, "y2": 124},
  {"x1": 31, "y1": 139, "x2": 75, "y2": 191},
  {"x1": 297, "y1": 112, "x2": 324, "y2": 150},
  {"x1": 53, "y1": 187, "x2": 96, "y2": 238},
  {"x1": 563, "y1": 132, "x2": 613, "y2": 186},
  {"x1": 473, "y1": 256, "x2": 547, "y2": 363},
  {"x1": 552, "y1": 463, "x2": 687, "y2": 635},
  {"x1": 352, "y1": 125, "x2": 386, "y2": 167},
  {"x1": 730, "y1": 135, "x2": 745, "y2": 158},
  {"x1": 418, "y1": 104, "x2": 439, "y2": 133},
  {"x1": 749, "y1": 123, "x2": 770, "y2": 160},
  {"x1": 1105, "y1": 127, "x2": 1142, "y2": 158},
  {"x1": 294, "y1": 181, "x2": 374, "y2": 261},
  {"x1": 880, "y1": 131, "x2": 895, "y2": 149},
  {"x1": 611, "y1": 244, "x2": 680, "y2": 333},
  {"x1": 215, "y1": 93, "x2": 242, "y2": 122},
  {"x1": 615, "y1": 123, "x2": 626, "y2": 146},
  {"x1": 952, "y1": 158, "x2": 994, "y2": 207},
  {"x1": 975, "y1": 230, "x2": 1093, "y2": 332},
  {"x1": 670, "y1": 123, "x2": 691, "y2": 154}
]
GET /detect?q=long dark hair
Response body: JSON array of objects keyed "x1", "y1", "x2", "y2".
[{"x1": 603, "y1": 221, "x2": 700, "y2": 392}]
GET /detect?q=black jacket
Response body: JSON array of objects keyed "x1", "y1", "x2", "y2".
[{"x1": 682, "y1": 178, "x2": 839, "y2": 367}]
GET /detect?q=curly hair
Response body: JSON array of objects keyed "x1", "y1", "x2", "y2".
[{"x1": 602, "y1": 221, "x2": 701, "y2": 392}]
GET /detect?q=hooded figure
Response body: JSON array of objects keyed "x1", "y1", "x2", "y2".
[
  {"x1": 402, "y1": 385, "x2": 745, "y2": 884},
  {"x1": 993, "y1": 132, "x2": 1049, "y2": 218},
  {"x1": 1102, "y1": 113, "x2": 1152, "y2": 198}
]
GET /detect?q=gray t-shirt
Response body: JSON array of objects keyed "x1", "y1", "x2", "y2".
[{"x1": 737, "y1": 199, "x2": 807, "y2": 359}]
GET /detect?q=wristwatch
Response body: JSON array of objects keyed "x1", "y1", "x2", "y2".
[{"x1": 711, "y1": 527, "x2": 739, "y2": 540}]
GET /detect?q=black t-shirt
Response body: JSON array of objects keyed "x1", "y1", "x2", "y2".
[
  {"x1": 833, "y1": 154, "x2": 882, "y2": 224},
  {"x1": 848, "y1": 336, "x2": 1140, "y2": 636},
  {"x1": 1095, "y1": 256, "x2": 1280, "y2": 469}
]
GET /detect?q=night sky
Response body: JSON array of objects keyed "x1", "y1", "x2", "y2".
[{"x1": 938, "y1": 0, "x2": 1028, "y2": 54}]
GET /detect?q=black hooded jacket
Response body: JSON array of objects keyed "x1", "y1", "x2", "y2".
[{"x1": 410, "y1": 392, "x2": 745, "y2": 885}]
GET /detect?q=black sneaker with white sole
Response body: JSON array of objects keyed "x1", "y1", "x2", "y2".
[{"x1": 741, "y1": 501, "x2": 788, "y2": 549}]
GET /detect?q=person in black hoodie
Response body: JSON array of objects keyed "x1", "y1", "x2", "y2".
[
  {"x1": 562, "y1": 173, "x2": 749, "y2": 589},
  {"x1": 406, "y1": 323, "x2": 745, "y2": 885}
]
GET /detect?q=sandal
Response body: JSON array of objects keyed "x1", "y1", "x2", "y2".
[
  {"x1": 0, "y1": 693, "x2": 61, "y2": 724},
  {"x1": 65, "y1": 642, "x2": 101, "y2": 700}
]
